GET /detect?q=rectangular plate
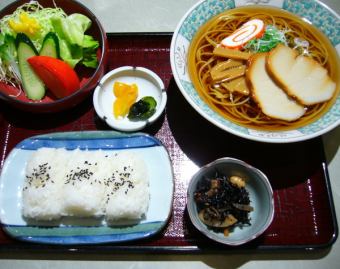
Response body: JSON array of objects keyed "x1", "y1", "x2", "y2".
[
  {"x1": 0, "y1": 34, "x2": 337, "y2": 252},
  {"x1": 0, "y1": 131, "x2": 174, "y2": 245}
]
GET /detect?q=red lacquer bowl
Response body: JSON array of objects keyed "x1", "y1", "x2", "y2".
[{"x1": 0, "y1": 0, "x2": 108, "y2": 113}]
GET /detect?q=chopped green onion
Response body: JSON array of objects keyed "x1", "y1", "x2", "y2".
[{"x1": 244, "y1": 25, "x2": 287, "y2": 53}]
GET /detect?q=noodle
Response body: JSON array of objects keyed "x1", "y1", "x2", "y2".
[{"x1": 188, "y1": 6, "x2": 338, "y2": 131}]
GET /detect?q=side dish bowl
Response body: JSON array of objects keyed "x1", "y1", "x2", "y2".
[
  {"x1": 0, "y1": 0, "x2": 108, "y2": 113},
  {"x1": 93, "y1": 66, "x2": 167, "y2": 132},
  {"x1": 170, "y1": 0, "x2": 340, "y2": 143},
  {"x1": 187, "y1": 157, "x2": 274, "y2": 246}
]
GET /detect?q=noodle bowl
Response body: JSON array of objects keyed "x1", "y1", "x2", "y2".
[{"x1": 188, "y1": 6, "x2": 340, "y2": 131}]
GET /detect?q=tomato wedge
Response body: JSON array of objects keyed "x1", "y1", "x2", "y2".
[{"x1": 27, "y1": 55, "x2": 80, "y2": 99}]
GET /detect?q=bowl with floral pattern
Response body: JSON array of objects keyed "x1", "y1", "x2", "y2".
[{"x1": 170, "y1": 0, "x2": 340, "y2": 143}]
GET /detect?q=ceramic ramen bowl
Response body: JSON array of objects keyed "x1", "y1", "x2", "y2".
[{"x1": 170, "y1": 0, "x2": 340, "y2": 143}]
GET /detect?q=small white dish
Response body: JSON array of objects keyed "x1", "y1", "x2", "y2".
[{"x1": 93, "y1": 66, "x2": 167, "y2": 131}]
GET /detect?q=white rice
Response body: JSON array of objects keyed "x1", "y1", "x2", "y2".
[
  {"x1": 62, "y1": 149, "x2": 108, "y2": 217},
  {"x1": 105, "y1": 151, "x2": 149, "y2": 222},
  {"x1": 22, "y1": 148, "x2": 149, "y2": 223},
  {"x1": 22, "y1": 148, "x2": 67, "y2": 221}
]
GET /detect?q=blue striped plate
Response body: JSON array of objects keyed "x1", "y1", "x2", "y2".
[{"x1": 0, "y1": 131, "x2": 174, "y2": 245}]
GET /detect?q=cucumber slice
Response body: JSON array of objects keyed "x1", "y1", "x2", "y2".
[
  {"x1": 40, "y1": 32, "x2": 60, "y2": 58},
  {"x1": 16, "y1": 33, "x2": 45, "y2": 100}
]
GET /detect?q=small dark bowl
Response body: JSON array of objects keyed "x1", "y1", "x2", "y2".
[
  {"x1": 0, "y1": 0, "x2": 108, "y2": 113},
  {"x1": 187, "y1": 157, "x2": 274, "y2": 246}
]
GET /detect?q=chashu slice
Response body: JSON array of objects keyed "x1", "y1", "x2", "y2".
[
  {"x1": 267, "y1": 44, "x2": 336, "y2": 105},
  {"x1": 247, "y1": 53, "x2": 306, "y2": 121}
]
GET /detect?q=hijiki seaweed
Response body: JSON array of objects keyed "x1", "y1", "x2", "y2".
[{"x1": 194, "y1": 171, "x2": 253, "y2": 236}]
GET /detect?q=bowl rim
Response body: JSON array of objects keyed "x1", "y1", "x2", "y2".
[
  {"x1": 187, "y1": 157, "x2": 275, "y2": 246},
  {"x1": 0, "y1": 0, "x2": 107, "y2": 109},
  {"x1": 170, "y1": 0, "x2": 340, "y2": 143},
  {"x1": 93, "y1": 66, "x2": 167, "y2": 131}
]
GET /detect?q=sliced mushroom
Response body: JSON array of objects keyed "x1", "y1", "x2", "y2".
[
  {"x1": 205, "y1": 206, "x2": 220, "y2": 218},
  {"x1": 233, "y1": 203, "x2": 254, "y2": 212},
  {"x1": 198, "y1": 209, "x2": 238, "y2": 228},
  {"x1": 198, "y1": 209, "x2": 220, "y2": 227}
]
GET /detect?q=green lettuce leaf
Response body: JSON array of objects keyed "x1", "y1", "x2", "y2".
[
  {"x1": 81, "y1": 34, "x2": 99, "y2": 68},
  {"x1": 0, "y1": 33, "x2": 21, "y2": 83},
  {"x1": 51, "y1": 13, "x2": 90, "y2": 46},
  {"x1": 0, "y1": 34, "x2": 16, "y2": 63},
  {"x1": 51, "y1": 13, "x2": 98, "y2": 69},
  {"x1": 68, "y1": 13, "x2": 91, "y2": 33},
  {"x1": 58, "y1": 39, "x2": 81, "y2": 68}
]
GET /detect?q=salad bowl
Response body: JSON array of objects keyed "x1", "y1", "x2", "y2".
[{"x1": 0, "y1": 0, "x2": 108, "y2": 113}]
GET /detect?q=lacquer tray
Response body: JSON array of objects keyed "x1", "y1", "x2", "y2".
[{"x1": 0, "y1": 34, "x2": 337, "y2": 253}]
